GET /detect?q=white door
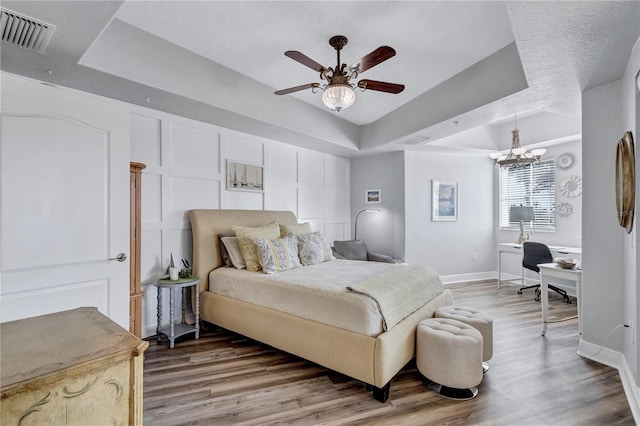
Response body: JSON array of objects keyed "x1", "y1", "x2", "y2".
[{"x1": 0, "y1": 74, "x2": 130, "y2": 329}]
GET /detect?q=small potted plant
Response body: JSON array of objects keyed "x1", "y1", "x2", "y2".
[{"x1": 179, "y1": 258, "x2": 192, "y2": 279}]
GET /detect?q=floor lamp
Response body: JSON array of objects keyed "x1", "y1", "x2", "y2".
[
  {"x1": 354, "y1": 209, "x2": 380, "y2": 240},
  {"x1": 509, "y1": 206, "x2": 534, "y2": 244}
]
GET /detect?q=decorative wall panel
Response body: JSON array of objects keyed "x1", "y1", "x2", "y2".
[
  {"x1": 170, "y1": 123, "x2": 220, "y2": 173},
  {"x1": 169, "y1": 176, "x2": 221, "y2": 221},
  {"x1": 131, "y1": 114, "x2": 161, "y2": 168},
  {"x1": 130, "y1": 109, "x2": 350, "y2": 337}
]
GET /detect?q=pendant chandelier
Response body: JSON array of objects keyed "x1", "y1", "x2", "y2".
[{"x1": 489, "y1": 115, "x2": 546, "y2": 166}]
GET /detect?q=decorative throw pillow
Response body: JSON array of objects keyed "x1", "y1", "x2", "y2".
[
  {"x1": 232, "y1": 222, "x2": 281, "y2": 271},
  {"x1": 279, "y1": 222, "x2": 312, "y2": 237},
  {"x1": 333, "y1": 239, "x2": 368, "y2": 261},
  {"x1": 254, "y1": 235, "x2": 301, "y2": 274},
  {"x1": 297, "y1": 232, "x2": 335, "y2": 266},
  {"x1": 218, "y1": 234, "x2": 235, "y2": 267},
  {"x1": 221, "y1": 236, "x2": 246, "y2": 270}
]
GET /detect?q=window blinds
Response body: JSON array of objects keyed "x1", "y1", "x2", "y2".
[{"x1": 499, "y1": 159, "x2": 555, "y2": 230}]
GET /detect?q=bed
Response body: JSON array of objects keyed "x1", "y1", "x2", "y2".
[{"x1": 189, "y1": 209, "x2": 453, "y2": 402}]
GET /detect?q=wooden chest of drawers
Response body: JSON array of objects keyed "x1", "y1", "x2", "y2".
[{"x1": 1, "y1": 307, "x2": 148, "y2": 425}]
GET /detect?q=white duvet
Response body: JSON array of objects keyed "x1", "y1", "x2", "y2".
[{"x1": 209, "y1": 259, "x2": 405, "y2": 336}]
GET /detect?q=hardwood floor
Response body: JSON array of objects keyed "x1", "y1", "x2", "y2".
[{"x1": 143, "y1": 280, "x2": 634, "y2": 425}]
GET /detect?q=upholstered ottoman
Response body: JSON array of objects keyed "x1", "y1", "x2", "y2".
[
  {"x1": 416, "y1": 318, "x2": 483, "y2": 399},
  {"x1": 435, "y1": 306, "x2": 493, "y2": 372}
]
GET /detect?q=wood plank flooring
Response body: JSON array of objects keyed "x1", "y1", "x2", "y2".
[{"x1": 143, "y1": 280, "x2": 634, "y2": 425}]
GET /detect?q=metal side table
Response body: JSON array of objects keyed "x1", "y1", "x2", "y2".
[{"x1": 154, "y1": 277, "x2": 200, "y2": 348}]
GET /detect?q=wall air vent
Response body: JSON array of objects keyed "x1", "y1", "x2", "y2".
[{"x1": 0, "y1": 8, "x2": 56, "y2": 54}]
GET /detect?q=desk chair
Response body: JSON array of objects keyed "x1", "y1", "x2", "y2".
[{"x1": 519, "y1": 242, "x2": 571, "y2": 303}]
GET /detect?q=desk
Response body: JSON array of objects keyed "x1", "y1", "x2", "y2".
[
  {"x1": 538, "y1": 263, "x2": 582, "y2": 336},
  {"x1": 155, "y1": 277, "x2": 200, "y2": 348},
  {"x1": 497, "y1": 243, "x2": 581, "y2": 288}
]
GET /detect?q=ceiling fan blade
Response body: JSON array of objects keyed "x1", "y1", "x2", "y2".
[
  {"x1": 284, "y1": 51, "x2": 328, "y2": 72},
  {"x1": 274, "y1": 83, "x2": 320, "y2": 95},
  {"x1": 350, "y1": 46, "x2": 396, "y2": 73},
  {"x1": 357, "y1": 79, "x2": 405, "y2": 94}
]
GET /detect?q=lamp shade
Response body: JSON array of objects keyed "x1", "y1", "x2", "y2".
[
  {"x1": 322, "y1": 84, "x2": 356, "y2": 112},
  {"x1": 509, "y1": 206, "x2": 534, "y2": 222}
]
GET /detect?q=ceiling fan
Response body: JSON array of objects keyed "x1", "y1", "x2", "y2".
[{"x1": 274, "y1": 35, "x2": 405, "y2": 112}]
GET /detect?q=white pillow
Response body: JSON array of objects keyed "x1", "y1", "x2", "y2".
[
  {"x1": 297, "y1": 232, "x2": 334, "y2": 266},
  {"x1": 254, "y1": 235, "x2": 301, "y2": 274},
  {"x1": 221, "y1": 236, "x2": 246, "y2": 270}
]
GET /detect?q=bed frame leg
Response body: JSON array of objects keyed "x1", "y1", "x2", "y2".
[{"x1": 372, "y1": 383, "x2": 390, "y2": 403}]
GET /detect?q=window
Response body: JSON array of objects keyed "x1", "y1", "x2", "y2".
[{"x1": 499, "y1": 159, "x2": 555, "y2": 230}]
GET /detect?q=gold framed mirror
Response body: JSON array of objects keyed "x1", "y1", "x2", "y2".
[{"x1": 615, "y1": 131, "x2": 636, "y2": 233}]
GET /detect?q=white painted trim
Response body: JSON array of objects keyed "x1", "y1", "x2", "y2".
[
  {"x1": 440, "y1": 271, "x2": 496, "y2": 284},
  {"x1": 578, "y1": 339, "x2": 640, "y2": 424},
  {"x1": 577, "y1": 339, "x2": 623, "y2": 369},
  {"x1": 620, "y1": 355, "x2": 640, "y2": 424}
]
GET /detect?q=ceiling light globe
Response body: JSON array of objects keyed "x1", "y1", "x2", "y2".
[
  {"x1": 531, "y1": 148, "x2": 547, "y2": 157},
  {"x1": 489, "y1": 152, "x2": 502, "y2": 160},
  {"x1": 322, "y1": 84, "x2": 356, "y2": 112},
  {"x1": 512, "y1": 147, "x2": 527, "y2": 156}
]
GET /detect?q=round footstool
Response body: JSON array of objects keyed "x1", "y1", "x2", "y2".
[
  {"x1": 416, "y1": 318, "x2": 483, "y2": 400},
  {"x1": 435, "y1": 306, "x2": 493, "y2": 372}
]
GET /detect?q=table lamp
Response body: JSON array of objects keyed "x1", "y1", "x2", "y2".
[{"x1": 509, "y1": 206, "x2": 534, "y2": 244}]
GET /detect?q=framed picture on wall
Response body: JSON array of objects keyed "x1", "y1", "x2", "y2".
[
  {"x1": 432, "y1": 179, "x2": 458, "y2": 221},
  {"x1": 226, "y1": 160, "x2": 264, "y2": 192},
  {"x1": 365, "y1": 188, "x2": 381, "y2": 203}
]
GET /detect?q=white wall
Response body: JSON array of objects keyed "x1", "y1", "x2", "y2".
[
  {"x1": 404, "y1": 151, "x2": 495, "y2": 281},
  {"x1": 350, "y1": 153, "x2": 405, "y2": 259},
  {"x1": 582, "y1": 80, "x2": 626, "y2": 352},
  {"x1": 621, "y1": 37, "x2": 640, "y2": 384},
  {"x1": 130, "y1": 108, "x2": 351, "y2": 337}
]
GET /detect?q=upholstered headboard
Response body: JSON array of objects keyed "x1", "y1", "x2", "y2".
[{"x1": 188, "y1": 209, "x2": 298, "y2": 292}]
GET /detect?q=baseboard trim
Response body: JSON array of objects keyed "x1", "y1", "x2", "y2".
[
  {"x1": 577, "y1": 339, "x2": 623, "y2": 369},
  {"x1": 440, "y1": 272, "x2": 497, "y2": 284},
  {"x1": 620, "y1": 355, "x2": 640, "y2": 424},
  {"x1": 578, "y1": 339, "x2": 640, "y2": 424}
]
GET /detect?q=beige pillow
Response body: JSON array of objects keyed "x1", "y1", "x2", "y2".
[
  {"x1": 280, "y1": 222, "x2": 312, "y2": 237},
  {"x1": 232, "y1": 222, "x2": 281, "y2": 271}
]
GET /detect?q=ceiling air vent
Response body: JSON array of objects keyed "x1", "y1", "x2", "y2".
[
  {"x1": 400, "y1": 135, "x2": 433, "y2": 146},
  {"x1": 0, "y1": 8, "x2": 55, "y2": 54}
]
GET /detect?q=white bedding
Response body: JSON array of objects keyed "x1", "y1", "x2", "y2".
[{"x1": 208, "y1": 259, "x2": 409, "y2": 336}]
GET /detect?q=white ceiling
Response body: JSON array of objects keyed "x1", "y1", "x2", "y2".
[
  {"x1": 1, "y1": 1, "x2": 639, "y2": 158},
  {"x1": 114, "y1": 1, "x2": 515, "y2": 126}
]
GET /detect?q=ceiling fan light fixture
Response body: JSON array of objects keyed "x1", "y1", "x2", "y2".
[{"x1": 322, "y1": 83, "x2": 356, "y2": 112}]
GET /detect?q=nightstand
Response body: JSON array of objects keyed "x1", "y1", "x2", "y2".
[{"x1": 154, "y1": 277, "x2": 200, "y2": 348}]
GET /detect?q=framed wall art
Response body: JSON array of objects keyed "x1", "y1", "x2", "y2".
[
  {"x1": 432, "y1": 179, "x2": 458, "y2": 221},
  {"x1": 365, "y1": 188, "x2": 381, "y2": 203},
  {"x1": 226, "y1": 160, "x2": 264, "y2": 192}
]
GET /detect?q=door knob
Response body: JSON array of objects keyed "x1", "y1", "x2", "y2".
[{"x1": 109, "y1": 253, "x2": 127, "y2": 262}]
